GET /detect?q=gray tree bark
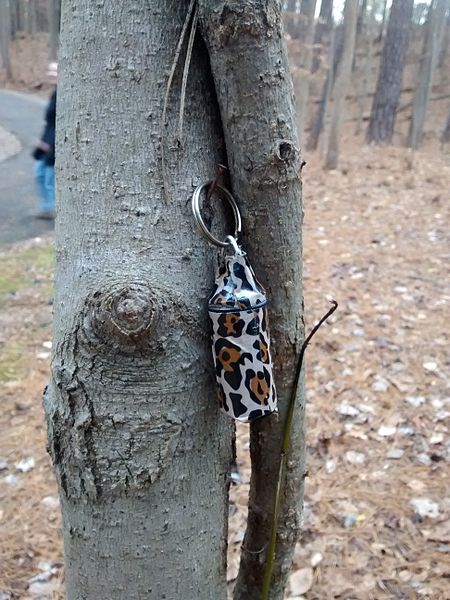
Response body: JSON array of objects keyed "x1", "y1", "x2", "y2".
[
  {"x1": 306, "y1": 27, "x2": 336, "y2": 150},
  {"x1": 46, "y1": 2, "x2": 233, "y2": 598},
  {"x1": 441, "y1": 104, "x2": 450, "y2": 143},
  {"x1": 25, "y1": 0, "x2": 37, "y2": 36},
  {"x1": 366, "y1": 0, "x2": 414, "y2": 144},
  {"x1": 285, "y1": 0, "x2": 300, "y2": 38},
  {"x1": 438, "y1": 6, "x2": 450, "y2": 67},
  {"x1": 46, "y1": 1, "x2": 303, "y2": 599},
  {"x1": 324, "y1": 0, "x2": 358, "y2": 169},
  {"x1": 198, "y1": 3, "x2": 304, "y2": 599},
  {"x1": 311, "y1": 0, "x2": 333, "y2": 72},
  {"x1": 48, "y1": 0, "x2": 61, "y2": 60},
  {"x1": 294, "y1": 0, "x2": 317, "y2": 141},
  {"x1": 408, "y1": 0, "x2": 448, "y2": 149},
  {"x1": 0, "y1": 0, "x2": 13, "y2": 81}
]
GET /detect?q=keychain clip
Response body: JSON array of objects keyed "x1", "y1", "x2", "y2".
[
  {"x1": 191, "y1": 182, "x2": 242, "y2": 248},
  {"x1": 191, "y1": 181, "x2": 278, "y2": 423}
]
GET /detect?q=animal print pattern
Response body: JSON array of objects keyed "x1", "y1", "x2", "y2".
[{"x1": 209, "y1": 247, "x2": 277, "y2": 422}]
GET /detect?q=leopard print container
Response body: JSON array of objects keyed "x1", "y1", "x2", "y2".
[{"x1": 208, "y1": 246, "x2": 277, "y2": 423}]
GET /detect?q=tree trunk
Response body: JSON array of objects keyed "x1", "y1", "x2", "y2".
[
  {"x1": 356, "y1": 0, "x2": 367, "y2": 37},
  {"x1": 408, "y1": 0, "x2": 448, "y2": 149},
  {"x1": 295, "y1": 0, "x2": 317, "y2": 141},
  {"x1": 324, "y1": 0, "x2": 358, "y2": 169},
  {"x1": 355, "y1": 2, "x2": 375, "y2": 135},
  {"x1": 377, "y1": 0, "x2": 389, "y2": 42},
  {"x1": 307, "y1": 23, "x2": 336, "y2": 151},
  {"x1": 285, "y1": 0, "x2": 299, "y2": 38},
  {"x1": 298, "y1": 0, "x2": 314, "y2": 41},
  {"x1": 48, "y1": 0, "x2": 61, "y2": 60},
  {"x1": 9, "y1": 0, "x2": 18, "y2": 39},
  {"x1": 311, "y1": 0, "x2": 333, "y2": 73},
  {"x1": 46, "y1": 2, "x2": 233, "y2": 598},
  {"x1": 198, "y1": 3, "x2": 304, "y2": 599},
  {"x1": 438, "y1": 7, "x2": 450, "y2": 67},
  {"x1": 25, "y1": 0, "x2": 37, "y2": 36},
  {"x1": 0, "y1": 0, "x2": 13, "y2": 81},
  {"x1": 366, "y1": 0, "x2": 414, "y2": 144},
  {"x1": 47, "y1": 1, "x2": 303, "y2": 599},
  {"x1": 441, "y1": 104, "x2": 450, "y2": 143}
]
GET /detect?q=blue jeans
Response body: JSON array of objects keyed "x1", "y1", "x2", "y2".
[{"x1": 35, "y1": 159, "x2": 55, "y2": 212}]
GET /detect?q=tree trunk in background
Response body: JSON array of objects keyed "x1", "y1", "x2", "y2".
[
  {"x1": 198, "y1": 2, "x2": 304, "y2": 599},
  {"x1": 355, "y1": 2, "x2": 375, "y2": 135},
  {"x1": 0, "y1": 0, "x2": 13, "y2": 81},
  {"x1": 441, "y1": 104, "x2": 450, "y2": 143},
  {"x1": 366, "y1": 0, "x2": 414, "y2": 144},
  {"x1": 285, "y1": 0, "x2": 299, "y2": 38},
  {"x1": 48, "y1": 0, "x2": 61, "y2": 60},
  {"x1": 47, "y1": 1, "x2": 303, "y2": 599},
  {"x1": 356, "y1": 0, "x2": 367, "y2": 37},
  {"x1": 312, "y1": 0, "x2": 333, "y2": 72},
  {"x1": 295, "y1": 0, "x2": 317, "y2": 141},
  {"x1": 438, "y1": 7, "x2": 450, "y2": 67},
  {"x1": 298, "y1": 0, "x2": 314, "y2": 40},
  {"x1": 324, "y1": 0, "x2": 358, "y2": 169},
  {"x1": 408, "y1": 0, "x2": 448, "y2": 149},
  {"x1": 377, "y1": 0, "x2": 389, "y2": 42},
  {"x1": 46, "y1": 2, "x2": 232, "y2": 598},
  {"x1": 307, "y1": 24, "x2": 336, "y2": 151},
  {"x1": 25, "y1": 0, "x2": 37, "y2": 37},
  {"x1": 9, "y1": 0, "x2": 18, "y2": 39}
]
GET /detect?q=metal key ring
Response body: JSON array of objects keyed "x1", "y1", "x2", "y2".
[{"x1": 192, "y1": 181, "x2": 242, "y2": 248}]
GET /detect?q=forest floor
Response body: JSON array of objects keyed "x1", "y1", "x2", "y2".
[{"x1": 0, "y1": 139, "x2": 449, "y2": 599}]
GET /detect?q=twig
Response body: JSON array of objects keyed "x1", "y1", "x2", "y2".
[
  {"x1": 261, "y1": 300, "x2": 338, "y2": 600},
  {"x1": 161, "y1": 0, "x2": 197, "y2": 204},
  {"x1": 177, "y1": 6, "x2": 199, "y2": 143}
]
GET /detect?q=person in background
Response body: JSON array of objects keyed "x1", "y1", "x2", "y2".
[{"x1": 33, "y1": 62, "x2": 57, "y2": 220}]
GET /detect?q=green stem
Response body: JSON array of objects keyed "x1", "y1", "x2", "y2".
[{"x1": 261, "y1": 300, "x2": 338, "y2": 600}]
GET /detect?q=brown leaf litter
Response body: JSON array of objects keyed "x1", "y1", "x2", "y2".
[{"x1": 0, "y1": 143, "x2": 449, "y2": 599}]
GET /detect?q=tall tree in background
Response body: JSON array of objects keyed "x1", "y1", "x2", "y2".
[
  {"x1": 0, "y1": 0, "x2": 13, "y2": 81},
  {"x1": 306, "y1": 27, "x2": 336, "y2": 150},
  {"x1": 408, "y1": 0, "x2": 448, "y2": 149},
  {"x1": 441, "y1": 104, "x2": 450, "y2": 143},
  {"x1": 324, "y1": 0, "x2": 358, "y2": 169},
  {"x1": 285, "y1": 0, "x2": 300, "y2": 38},
  {"x1": 355, "y1": 0, "x2": 375, "y2": 135},
  {"x1": 295, "y1": 0, "x2": 317, "y2": 140},
  {"x1": 46, "y1": 1, "x2": 304, "y2": 599},
  {"x1": 366, "y1": 0, "x2": 414, "y2": 144},
  {"x1": 311, "y1": 0, "x2": 333, "y2": 72},
  {"x1": 438, "y1": 7, "x2": 450, "y2": 67},
  {"x1": 48, "y1": 0, "x2": 61, "y2": 60}
]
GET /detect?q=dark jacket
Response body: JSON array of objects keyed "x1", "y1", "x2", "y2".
[{"x1": 33, "y1": 89, "x2": 56, "y2": 165}]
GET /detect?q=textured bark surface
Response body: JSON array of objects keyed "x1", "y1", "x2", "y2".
[
  {"x1": 45, "y1": 2, "x2": 233, "y2": 598},
  {"x1": 311, "y1": 0, "x2": 333, "y2": 73},
  {"x1": 324, "y1": 0, "x2": 358, "y2": 170},
  {"x1": 441, "y1": 104, "x2": 450, "y2": 143},
  {"x1": 48, "y1": 0, "x2": 61, "y2": 60},
  {"x1": 307, "y1": 24, "x2": 337, "y2": 152},
  {"x1": 408, "y1": 0, "x2": 448, "y2": 149},
  {"x1": 0, "y1": 0, "x2": 13, "y2": 81},
  {"x1": 284, "y1": 0, "x2": 299, "y2": 39},
  {"x1": 198, "y1": 2, "x2": 304, "y2": 599},
  {"x1": 294, "y1": 0, "x2": 317, "y2": 141},
  {"x1": 366, "y1": 0, "x2": 414, "y2": 145}
]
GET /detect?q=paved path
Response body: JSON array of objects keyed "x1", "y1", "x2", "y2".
[{"x1": 0, "y1": 90, "x2": 54, "y2": 245}]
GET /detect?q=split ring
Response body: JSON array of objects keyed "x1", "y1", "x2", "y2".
[{"x1": 191, "y1": 182, "x2": 242, "y2": 248}]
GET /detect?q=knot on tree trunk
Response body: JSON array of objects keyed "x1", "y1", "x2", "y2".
[{"x1": 87, "y1": 282, "x2": 160, "y2": 350}]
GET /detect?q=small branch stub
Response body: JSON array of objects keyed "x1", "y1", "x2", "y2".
[{"x1": 87, "y1": 283, "x2": 160, "y2": 349}]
